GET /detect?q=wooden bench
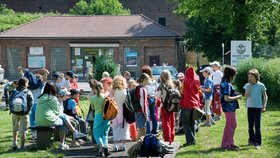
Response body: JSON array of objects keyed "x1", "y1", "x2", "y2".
[{"x1": 30, "y1": 126, "x2": 56, "y2": 150}]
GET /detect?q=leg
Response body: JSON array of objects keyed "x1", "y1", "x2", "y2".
[
  {"x1": 180, "y1": 109, "x2": 195, "y2": 144},
  {"x1": 247, "y1": 108, "x2": 255, "y2": 144},
  {"x1": 78, "y1": 119, "x2": 87, "y2": 134},
  {"x1": 149, "y1": 98, "x2": 158, "y2": 134},
  {"x1": 12, "y1": 114, "x2": 19, "y2": 148},
  {"x1": 170, "y1": 112, "x2": 175, "y2": 143},
  {"x1": 30, "y1": 103, "x2": 37, "y2": 139},
  {"x1": 161, "y1": 107, "x2": 170, "y2": 142},
  {"x1": 221, "y1": 112, "x2": 236, "y2": 148},
  {"x1": 19, "y1": 115, "x2": 29, "y2": 149},
  {"x1": 254, "y1": 108, "x2": 262, "y2": 146}
]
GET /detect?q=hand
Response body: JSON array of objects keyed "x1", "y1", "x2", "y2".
[
  {"x1": 262, "y1": 107, "x2": 266, "y2": 113},
  {"x1": 237, "y1": 95, "x2": 242, "y2": 99}
]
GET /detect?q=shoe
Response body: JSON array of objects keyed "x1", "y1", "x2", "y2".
[
  {"x1": 77, "y1": 139, "x2": 85, "y2": 144},
  {"x1": 248, "y1": 140, "x2": 254, "y2": 146},
  {"x1": 70, "y1": 141, "x2": 81, "y2": 147},
  {"x1": 213, "y1": 116, "x2": 222, "y2": 121},
  {"x1": 211, "y1": 119, "x2": 216, "y2": 125},
  {"x1": 113, "y1": 145, "x2": 118, "y2": 152},
  {"x1": 5, "y1": 106, "x2": 9, "y2": 111},
  {"x1": 104, "y1": 147, "x2": 110, "y2": 157},
  {"x1": 12, "y1": 145, "x2": 18, "y2": 150},
  {"x1": 119, "y1": 145, "x2": 126, "y2": 151},
  {"x1": 231, "y1": 144, "x2": 239, "y2": 150},
  {"x1": 201, "y1": 122, "x2": 212, "y2": 127},
  {"x1": 181, "y1": 142, "x2": 195, "y2": 147},
  {"x1": 98, "y1": 151, "x2": 105, "y2": 157},
  {"x1": 255, "y1": 145, "x2": 261, "y2": 149},
  {"x1": 73, "y1": 131, "x2": 87, "y2": 139},
  {"x1": 59, "y1": 143, "x2": 69, "y2": 150}
]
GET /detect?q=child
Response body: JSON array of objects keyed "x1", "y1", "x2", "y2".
[
  {"x1": 4, "y1": 80, "x2": 18, "y2": 110},
  {"x1": 10, "y1": 78, "x2": 34, "y2": 150},
  {"x1": 90, "y1": 82, "x2": 110, "y2": 157},
  {"x1": 200, "y1": 67, "x2": 215, "y2": 126},
  {"x1": 243, "y1": 69, "x2": 268, "y2": 149},
  {"x1": 101, "y1": 77, "x2": 113, "y2": 96},
  {"x1": 220, "y1": 66, "x2": 242, "y2": 150}
]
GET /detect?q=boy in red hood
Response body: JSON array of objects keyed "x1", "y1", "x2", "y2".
[{"x1": 180, "y1": 67, "x2": 201, "y2": 146}]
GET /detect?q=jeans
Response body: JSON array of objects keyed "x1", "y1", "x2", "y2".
[
  {"x1": 247, "y1": 108, "x2": 262, "y2": 145},
  {"x1": 180, "y1": 108, "x2": 196, "y2": 144},
  {"x1": 30, "y1": 103, "x2": 37, "y2": 127},
  {"x1": 146, "y1": 97, "x2": 158, "y2": 134}
]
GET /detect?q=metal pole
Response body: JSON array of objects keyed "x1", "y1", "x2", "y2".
[{"x1": 222, "y1": 43, "x2": 225, "y2": 66}]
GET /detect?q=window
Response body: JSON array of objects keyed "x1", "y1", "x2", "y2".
[
  {"x1": 158, "y1": 17, "x2": 166, "y2": 27},
  {"x1": 50, "y1": 47, "x2": 67, "y2": 72},
  {"x1": 7, "y1": 48, "x2": 22, "y2": 78},
  {"x1": 28, "y1": 47, "x2": 45, "y2": 68}
]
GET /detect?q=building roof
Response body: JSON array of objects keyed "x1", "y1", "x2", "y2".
[{"x1": 0, "y1": 15, "x2": 180, "y2": 39}]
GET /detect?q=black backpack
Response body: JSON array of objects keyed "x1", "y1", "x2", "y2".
[
  {"x1": 123, "y1": 89, "x2": 135, "y2": 124},
  {"x1": 130, "y1": 85, "x2": 142, "y2": 112},
  {"x1": 160, "y1": 84, "x2": 181, "y2": 112},
  {"x1": 139, "y1": 133, "x2": 164, "y2": 157}
]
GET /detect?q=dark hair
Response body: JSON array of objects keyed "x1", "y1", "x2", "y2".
[
  {"x1": 17, "y1": 77, "x2": 28, "y2": 88},
  {"x1": 12, "y1": 80, "x2": 18, "y2": 85},
  {"x1": 222, "y1": 66, "x2": 237, "y2": 82},
  {"x1": 137, "y1": 73, "x2": 150, "y2": 83},
  {"x1": 141, "y1": 65, "x2": 152, "y2": 77},
  {"x1": 123, "y1": 71, "x2": 131, "y2": 77},
  {"x1": 39, "y1": 82, "x2": 56, "y2": 98},
  {"x1": 88, "y1": 79, "x2": 97, "y2": 90}
]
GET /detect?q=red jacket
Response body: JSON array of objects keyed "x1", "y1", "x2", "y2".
[{"x1": 180, "y1": 67, "x2": 201, "y2": 109}]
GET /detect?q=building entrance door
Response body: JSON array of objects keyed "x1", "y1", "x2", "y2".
[{"x1": 149, "y1": 56, "x2": 160, "y2": 66}]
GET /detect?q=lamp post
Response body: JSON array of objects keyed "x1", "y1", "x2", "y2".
[{"x1": 222, "y1": 43, "x2": 225, "y2": 66}]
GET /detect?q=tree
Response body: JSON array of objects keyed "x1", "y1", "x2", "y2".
[
  {"x1": 69, "y1": 0, "x2": 130, "y2": 15},
  {"x1": 93, "y1": 56, "x2": 119, "y2": 81},
  {"x1": 171, "y1": 0, "x2": 280, "y2": 61}
]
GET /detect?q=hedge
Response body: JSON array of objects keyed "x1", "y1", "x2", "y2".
[{"x1": 234, "y1": 58, "x2": 280, "y2": 100}]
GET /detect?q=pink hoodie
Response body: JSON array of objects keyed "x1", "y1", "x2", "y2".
[{"x1": 180, "y1": 67, "x2": 201, "y2": 109}]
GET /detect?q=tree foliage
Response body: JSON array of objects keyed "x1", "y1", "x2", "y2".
[
  {"x1": 171, "y1": 0, "x2": 280, "y2": 61},
  {"x1": 93, "y1": 56, "x2": 119, "y2": 81},
  {"x1": 69, "y1": 0, "x2": 130, "y2": 15}
]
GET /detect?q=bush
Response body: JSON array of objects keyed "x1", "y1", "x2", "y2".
[
  {"x1": 93, "y1": 56, "x2": 119, "y2": 81},
  {"x1": 234, "y1": 58, "x2": 280, "y2": 100}
]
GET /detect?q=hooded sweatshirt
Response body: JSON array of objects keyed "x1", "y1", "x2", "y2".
[
  {"x1": 35, "y1": 94, "x2": 60, "y2": 126},
  {"x1": 180, "y1": 67, "x2": 201, "y2": 109}
]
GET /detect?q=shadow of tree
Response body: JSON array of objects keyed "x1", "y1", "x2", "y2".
[{"x1": 176, "y1": 147, "x2": 250, "y2": 156}]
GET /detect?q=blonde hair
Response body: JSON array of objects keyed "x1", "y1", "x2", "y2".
[
  {"x1": 112, "y1": 75, "x2": 127, "y2": 90},
  {"x1": 248, "y1": 69, "x2": 260, "y2": 81},
  {"x1": 137, "y1": 73, "x2": 150, "y2": 83},
  {"x1": 160, "y1": 70, "x2": 174, "y2": 88},
  {"x1": 128, "y1": 79, "x2": 137, "y2": 89}
]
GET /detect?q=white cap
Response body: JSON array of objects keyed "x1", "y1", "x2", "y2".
[
  {"x1": 200, "y1": 67, "x2": 213, "y2": 74},
  {"x1": 209, "y1": 61, "x2": 221, "y2": 67},
  {"x1": 177, "y1": 72, "x2": 185, "y2": 78}
]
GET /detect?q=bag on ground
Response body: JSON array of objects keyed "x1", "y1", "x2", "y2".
[
  {"x1": 103, "y1": 97, "x2": 119, "y2": 120},
  {"x1": 139, "y1": 133, "x2": 164, "y2": 157},
  {"x1": 123, "y1": 89, "x2": 135, "y2": 124},
  {"x1": 9, "y1": 89, "x2": 29, "y2": 115}
]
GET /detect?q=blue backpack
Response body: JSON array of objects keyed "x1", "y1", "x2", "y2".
[
  {"x1": 139, "y1": 133, "x2": 164, "y2": 157},
  {"x1": 9, "y1": 89, "x2": 29, "y2": 115}
]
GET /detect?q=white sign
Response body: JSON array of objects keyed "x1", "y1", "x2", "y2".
[
  {"x1": 75, "y1": 48, "x2": 81, "y2": 56},
  {"x1": 231, "y1": 40, "x2": 252, "y2": 67},
  {"x1": 30, "y1": 47, "x2": 43, "y2": 55}
]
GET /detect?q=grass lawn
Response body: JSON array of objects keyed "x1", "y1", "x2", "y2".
[{"x1": 0, "y1": 98, "x2": 279, "y2": 157}]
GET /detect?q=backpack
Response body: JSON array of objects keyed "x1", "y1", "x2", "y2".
[
  {"x1": 130, "y1": 85, "x2": 142, "y2": 112},
  {"x1": 103, "y1": 97, "x2": 119, "y2": 120},
  {"x1": 63, "y1": 98, "x2": 79, "y2": 120},
  {"x1": 9, "y1": 89, "x2": 29, "y2": 115},
  {"x1": 123, "y1": 89, "x2": 136, "y2": 124},
  {"x1": 160, "y1": 84, "x2": 181, "y2": 112},
  {"x1": 139, "y1": 133, "x2": 164, "y2": 157}
]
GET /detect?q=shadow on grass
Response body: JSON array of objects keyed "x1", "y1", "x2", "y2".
[
  {"x1": 0, "y1": 142, "x2": 37, "y2": 155},
  {"x1": 266, "y1": 100, "x2": 280, "y2": 111},
  {"x1": 177, "y1": 146, "x2": 250, "y2": 156}
]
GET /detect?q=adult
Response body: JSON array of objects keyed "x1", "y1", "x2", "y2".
[
  {"x1": 35, "y1": 82, "x2": 86, "y2": 150},
  {"x1": 210, "y1": 61, "x2": 223, "y2": 121},
  {"x1": 180, "y1": 67, "x2": 201, "y2": 146},
  {"x1": 220, "y1": 66, "x2": 242, "y2": 150},
  {"x1": 4, "y1": 80, "x2": 17, "y2": 110}
]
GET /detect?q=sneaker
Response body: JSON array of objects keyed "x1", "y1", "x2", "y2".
[
  {"x1": 211, "y1": 119, "x2": 216, "y2": 125},
  {"x1": 213, "y1": 116, "x2": 222, "y2": 121},
  {"x1": 70, "y1": 140, "x2": 81, "y2": 147},
  {"x1": 104, "y1": 147, "x2": 110, "y2": 157},
  {"x1": 73, "y1": 131, "x2": 87, "y2": 139},
  {"x1": 5, "y1": 106, "x2": 9, "y2": 111},
  {"x1": 113, "y1": 145, "x2": 118, "y2": 152},
  {"x1": 119, "y1": 145, "x2": 126, "y2": 151},
  {"x1": 59, "y1": 143, "x2": 70, "y2": 150},
  {"x1": 12, "y1": 145, "x2": 18, "y2": 150},
  {"x1": 255, "y1": 145, "x2": 261, "y2": 149}
]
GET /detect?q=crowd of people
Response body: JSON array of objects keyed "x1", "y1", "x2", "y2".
[{"x1": 4, "y1": 61, "x2": 268, "y2": 157}]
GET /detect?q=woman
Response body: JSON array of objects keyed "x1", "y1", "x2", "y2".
[
  {"x1": 220, "y1": 66, "x2": 242, "y2": 150},
  {"x1": 111, "y1": 76, "x2": 130, "y2": 152},
  {"x1": 156, "y1": 70, "x2": 176, "y2": 145},
  {"x1": 142, "y1": 65, "x2": 159, "y2": 134},
  {"x1": 35, "y1": 82, "x2": 86, "y2": 150},
  {"x1": 135, "y1": 73, "x2": 150, "y2": 140},
  {"x1": 90, "y1": 82, "x2": 110, "y2": 157},
  {"x1": 180, "y1": 67, "x2": 201, "y2": 146}
]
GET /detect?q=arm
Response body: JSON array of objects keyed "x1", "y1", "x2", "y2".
[
  {"x1": 27, "y1": 91, "x2": 34, "y2": 113},
  {"x1": 224, "y1": 94, "x2": 242, "y2": 102},
  {"x1": 41, "y1": 68, "x2": 49, "y2": 82},
  {"x1": 139, "y1": 87, "x2": 148, "y2": 117},
  {"x1": 244, "y1": 83, "x2": 252, "y2": 98},
  {"x1": 262, "y1": 90, "x2": 268, "y2": 112},
  {"x1": 201, "y1": 87, "x2": 212, "y2": 93}
]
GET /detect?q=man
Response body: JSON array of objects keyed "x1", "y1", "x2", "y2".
[{"x1": 210, "y1": 61, "x2": 223, "y2": 121}]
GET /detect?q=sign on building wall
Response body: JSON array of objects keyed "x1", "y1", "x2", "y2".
[
  {"x1": 126, "y1": 51, "x2": 137, "y2": 67},
  {"x1": 28, "y1": 56, "x2": 46, "y2": 68},
  {"x1": 30, "y1": 47, "x2": 43, "y2": 55},
  {"x1": 230, "y1": 41, "x2": 252, "y2": 67}
]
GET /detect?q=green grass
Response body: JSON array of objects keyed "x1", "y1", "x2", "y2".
[
  {"x1": 0, "y1": 98, "x2": 279, "y2": 157},
  {"x1": 176, "y1": 99, "x2": 280, "y2": 158}
]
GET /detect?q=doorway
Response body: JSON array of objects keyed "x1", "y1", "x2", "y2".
[{"x1": 149, "y1": 56, "x2": 160, "y2": 66}]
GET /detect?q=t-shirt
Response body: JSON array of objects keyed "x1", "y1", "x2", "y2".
[
  {"x1": 203, "y1": 77, "x2": 213, "y2": 100},
  {"x1": 243, "y1": 82, "x2": 266, "y2": 108},
  {"x1": 220, "y1": 79, "x2": 238, "y2": 112},
  {"x1": 212, "y1": 70, "x2": 223, "y2": 85},
  {"x1": 67, "y1": 98, "x2": 77, "y2": 114},
  {"x1": 90, "y1": 94, "x2": 105, "y2": 115}
]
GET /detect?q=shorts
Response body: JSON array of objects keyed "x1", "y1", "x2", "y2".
[
  {"x1": 204, "y1": 99, "x2": 212, "y2": 115},
  {"x1": 53, "y1": 114, "x2": 68, "y2": 131},
  {"x1": 135, "y1": 112, "x2": 147, "y2": 129},
  {"x1": 12, "y1": 114, "x2": 29, "y2": 134}
]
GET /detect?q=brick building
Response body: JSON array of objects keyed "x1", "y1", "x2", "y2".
[{"x1": 0, "y1": 15, "x2": 180, "y2": 79}]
